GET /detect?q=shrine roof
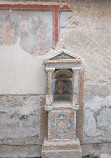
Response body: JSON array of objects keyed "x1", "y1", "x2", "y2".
[{"x1": 44, "y1": 50, "x2": 81, "y2": 64}]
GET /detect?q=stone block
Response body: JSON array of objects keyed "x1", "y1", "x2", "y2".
[
  {"x1": 0, "y1": 145, "x2": 41, "y2": 158},
  {"x1": 39, "y1": 96, "x2": 48, "y2": 143},
  {"x1": 48, "y1": 108, "x2": 75, "y2": 140},
  {"x1": 42, "y1": 138, "x2": 82, "y2": 158},
  {"x1": 0, "y1": 96, "x2": 40, "y2": 145},
  {"x1": 85, "y1": 82, "x2": 110, "y2": 101},
  {"x1": 100, "y1": 154, "x2": 111, "y2": 158},
  {"x1": 82, "y1": 143, "x2": 111, "y2": 158},
  {"x1": 42, "y1": 150, "x2": 82, "y2": 158},
  {"x1": 84, "y1": 85, "x2": 111, "y2": 143}
]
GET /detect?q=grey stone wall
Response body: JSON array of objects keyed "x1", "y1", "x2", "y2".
[
  {"x1": 84, "y1": 83, "x2": 111, "y2": 143},
  {"x1": 0, "y1": 96, "x2": 40, "y2": 143},
  {"x1": 0, "y1": 96, "x2": 41, "y2": 157}
]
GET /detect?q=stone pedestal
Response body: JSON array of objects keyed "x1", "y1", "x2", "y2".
[
  {"x1": 42, "y1": 138, "x2": 82, "y2": 158},
  {"x1": 42, "y1": 102, "x2": 82, "y2": 158}
]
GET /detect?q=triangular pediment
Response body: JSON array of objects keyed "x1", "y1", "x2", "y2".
[
  {"x1": 44, "y1": 50, "x2": 81, "y2": 64},
  {"x1": 47, "y1": 50, "x2": 79, "y2": 60},
  {"x1": 51, "y1": 52, "x2": 74, "y2": 60}
]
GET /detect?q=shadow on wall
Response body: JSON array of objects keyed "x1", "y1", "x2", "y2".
[
  {"x1": 82, "y1": 156, "x2": 98, "y2": 158},
  {"x1": 22, "y1": 156, "x2": 99, "y2": 158}
]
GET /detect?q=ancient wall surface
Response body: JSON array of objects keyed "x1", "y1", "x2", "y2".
[
  {"x1": 57, "y1": 0, "x2": 111, "y2": 145},
  {"x1": 0, "y1": 0, "x2": 111, "y2": 157}
]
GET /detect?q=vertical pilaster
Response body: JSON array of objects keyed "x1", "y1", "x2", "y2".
[
  {"x1": 77, "y1": 70, "x2": 81, "y2": 105},
  {"x1": 72, "y1": 68, "x2": 81, "y2": 106},
  {"x1": 45, "y1": 68, "x2": 55, "y2": 106},
  {"x1": 73, "y1": 110, "x2": 76, "y2": 139}
]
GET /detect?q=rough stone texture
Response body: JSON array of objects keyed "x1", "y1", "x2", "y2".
[
  {"x1": 0, "y1": 0, "x2": 69, "y2": 4},
  {"x1": 39, "y1": 96, "x2": 48, "y2": 143},
  {"x1": 0, "y1": 95, "x2": 41, "y2": 157},
  {"x1": 42, "y1": 139, "x2": 81, "y2": 150},
  {"x1": 82, "y1": 143, "x2": 111, "y2": 158},
  {"x1": 42, "y1": 150, "x2": 82, "y2": 158},
  {"x1": 42, "y1": 139, "x2": 82, "y2": 158},
  {"x1": 57, "y1": 1, "x2": 111, "y2": 84},
  {"x1": 84, "y1": 83, "x2": 111, "y2": 143},
  {"x1": 0, "y1": 96, "x2": 39, "y2": 142},
  {"x1": 0, "y1": 145, "x2": 41, "y2": 158},
  {"x1": 100, "y1": 154, "x2": 111, "y2": 158}
]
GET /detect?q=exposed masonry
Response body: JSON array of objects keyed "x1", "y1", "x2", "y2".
[
  {"x1": 0, "y1": 96, "x2": 40, "y2": 144},
  {"x1": 84, "y1": 83, "x2": 111, "y2": 144},
  {"x1": 0, "y1": 83, "x2": 111, "y2": 157}
]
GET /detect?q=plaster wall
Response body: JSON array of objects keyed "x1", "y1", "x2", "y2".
[
  {"x1": 57, "y1": 0, "x2": 111, "y2": 145},
  {"x1": 0, "y1": 0, "x2": 111, "y2": 157}
]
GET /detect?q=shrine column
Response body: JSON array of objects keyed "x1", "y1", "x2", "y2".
[
  {"x1": 72, "y1": 68, "x2": 81, "y2": 106},
  {"x1": 72, "y1": 68, "x2": 81, "y2": 140},
  {"x1": 45, "y1": 67, "x2": 55, "y2": 106}
]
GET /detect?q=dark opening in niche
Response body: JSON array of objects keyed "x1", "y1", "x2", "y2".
[{"x1": 54, "y1": 69, "x2": 73, "y2": 101}]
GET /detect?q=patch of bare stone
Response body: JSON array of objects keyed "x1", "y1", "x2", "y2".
[
  {"x1": 83, "y1": 154, "x2": 111, "y2": 158},
  {"x1": 21, "y1": 154, "x2": 111, "y2": 158}
]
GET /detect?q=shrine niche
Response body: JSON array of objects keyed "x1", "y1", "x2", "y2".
[
  {"x1": 54, "y1": 69, "x2": 73, "y2": 101},
  {"x1": 42, "y1": 50, "x2": 84, "y2": 158}
]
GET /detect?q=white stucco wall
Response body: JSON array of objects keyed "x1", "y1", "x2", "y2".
[{"x1": 0, "y1": 45, "x2": 46, "y2": 94}]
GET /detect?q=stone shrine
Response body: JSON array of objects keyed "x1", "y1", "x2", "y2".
[{"x1": 42, "y1": 50, "x2": 84, "y2": 158}]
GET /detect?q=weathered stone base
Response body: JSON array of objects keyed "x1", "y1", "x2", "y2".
[
  {"x1": 42, "y1": 138, "x2": 82, "y2": 158},
  {"x1": 0, "y1": 144, "x2": 41, "y2": 158}
]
